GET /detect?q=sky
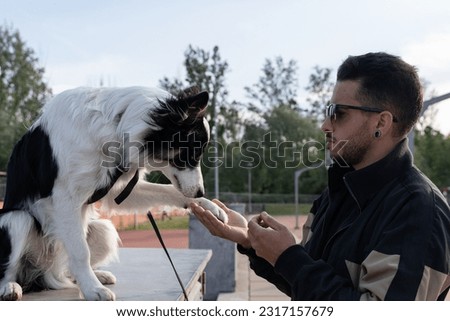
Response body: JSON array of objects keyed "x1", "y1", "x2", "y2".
[{"x1": 2, "y1": 0, "x2": 450, "y2": 134}]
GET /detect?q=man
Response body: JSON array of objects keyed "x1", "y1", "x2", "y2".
[{"x1": 190, "y1": 52, "x2": 450, "y2": 300}]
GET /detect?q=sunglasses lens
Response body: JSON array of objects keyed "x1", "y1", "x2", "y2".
[{"x1": 325, "y1": 104, "x2": 335, "y2": 119}]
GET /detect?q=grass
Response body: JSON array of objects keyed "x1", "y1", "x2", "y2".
[
  {"x1": 127, "y1": 203, "x2": 312, "y2": 230},
  {"x1": 125, "y1": 215, "x2": 190, "y2": 231}
]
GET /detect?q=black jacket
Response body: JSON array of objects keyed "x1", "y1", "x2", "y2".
[{"x1": 239, "y1": 139, "x2": 450, "y2": 300}]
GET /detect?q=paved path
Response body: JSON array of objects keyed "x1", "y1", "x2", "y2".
[{"x1": 220, "y1": 215, "x2": 305, "y2": 301}]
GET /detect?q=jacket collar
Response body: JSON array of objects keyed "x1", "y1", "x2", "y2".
[{"x1": 328, "y1": 138, "x2": 413, "y2": 209}]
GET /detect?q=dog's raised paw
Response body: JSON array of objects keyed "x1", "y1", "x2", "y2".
[
  {"x1": 0, "y1": 282, "x2": 23, "y2": 301},
  {"x1": 214, "y1": 207, "x2": 228, "y2": 224},
  {"x1": 196, "y1": 198, "x2": 229, "y2": 224}
]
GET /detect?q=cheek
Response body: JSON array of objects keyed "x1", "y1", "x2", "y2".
[
  {"x1": 329, "y1": 128, "x2": 348, "y2": 147},
  {"x1": 336, "y1": 115, "x2": 370, "y2": 137},
  {"x1": 328, "y1": 126, "x2": 357, "y2": 151}
]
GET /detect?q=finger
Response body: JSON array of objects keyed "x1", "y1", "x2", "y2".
[
  {"x1": 212, "y1": 199, "x2": 229, "y2": 211},
  {"x1": 247, "y1": 217, "x2": 267, "y2": 247},
  {"x1": 189, "y1": 202, "x2": 205, "y2": 217},
  {"x1": 248, "y1": 215, "x2": 266, "y2": 231},
  {"x1": 249, "y1": 214, "x2": 270, "y2": 227},
  {"x1": 190, "y1": 203, "x2": 215, "y2": 224},
  {"x1": 248, "y1": 215, "x2": 259, "y2": 226},
  {"x1": 190, "y1": 203, "x2": 207, "y2": 223},
  {"x1": 193, "y1": 202, "x2": 226, "y2": 228},
  {"x1": 258, "y1": 212, "x2": 285, "y2": 230},
  {"x1": 247, "y1": 219, "x2": 257, "y2": 239},
  {"x1": 191, "y1": 205, "x2": 225, "y2": 235}
]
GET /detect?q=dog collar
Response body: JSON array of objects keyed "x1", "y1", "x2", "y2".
[
  {"x1": 113, "y1": 169, "x2": 140, "y2": 204},
  {"x1": 87, "y1": 169, "x2": 139, "y2": 205}
]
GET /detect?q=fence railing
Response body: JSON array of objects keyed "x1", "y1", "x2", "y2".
[
  {"x1": 213, "y1": 191, "x2": 319, "y2": 204},
  {"x1": 0, "y1": 173, "x2": 319, "y2": 208}
]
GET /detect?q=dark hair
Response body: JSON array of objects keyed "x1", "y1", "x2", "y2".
[{"x1": 337, "y1": 52, "x2": 423, "y2": 136}]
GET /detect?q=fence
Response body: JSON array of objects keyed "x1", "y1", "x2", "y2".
[{"x1": 214, "y1": 192, "x2": 319, "y2": 204}]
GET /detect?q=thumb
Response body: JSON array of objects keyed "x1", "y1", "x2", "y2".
[
  {"x1": 212, "y1": 199, "x2": 226, "y2": 208},
  {"x1": 212, "y1": 199, "x2": 232, "y2": 212},
  {"x1": 258, "y1": 212, "x2": 285, "y2": 230}
]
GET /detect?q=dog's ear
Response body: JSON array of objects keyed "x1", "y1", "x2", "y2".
[
  {"x1": 185, "y1": 91, "x2": 208, "y2": 120},
  {"x1": 179, "y1": 86, "x2": 200, "y2": 97},
  {"x1": 166, "y1": 87, "x2": 208, "y2": 124}
]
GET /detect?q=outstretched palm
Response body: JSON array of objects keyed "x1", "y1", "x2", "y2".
[{"x1": 190, "y1": 199, "x2": 250, "y2": 249}]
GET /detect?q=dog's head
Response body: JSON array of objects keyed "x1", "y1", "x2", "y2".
[{"x1": 145, "y1": 87, "x2": 210, "y2": 198}]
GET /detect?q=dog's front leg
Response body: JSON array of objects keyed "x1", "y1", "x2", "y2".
[
  {"x1": 52, "y1": 191, "x2": 115, "y2": 300},
  {"x1": 104, "y1": 181, "x2": 228, "y2": 222}
]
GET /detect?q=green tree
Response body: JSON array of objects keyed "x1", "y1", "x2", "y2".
[
  {"x1": 0, "y1": 24, "x2": 52, "y2": 170},
  {"x1": 414, "y1": 127, "x2": 450, "y2": 190},
  {"x1": 244, "y1": 56, "x2": 300, "y2": 112},
  {"x1": 305, "y1": 65, "x2": 334, "y2": 121},
  {"x1": 241, "y1": 57, "x2": 327, "y2": 195}
]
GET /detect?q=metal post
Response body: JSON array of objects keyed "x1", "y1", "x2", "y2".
[
  {"x1": 214, "y1": 124, "x2": 219, "y2": 199},
  {"x1": 294, "y1": 171, "x2": 299, "y2": 229},
  {"x1": 248, "y1": 167, "x2": 252, "y2": 214},
  {"x1": 294, "y1": 167, "x2": 315, "y2": 229}
]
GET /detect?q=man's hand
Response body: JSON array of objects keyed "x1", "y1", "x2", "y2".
[
  {"x1": 248, "y1": 212, "x2": 297, "y2": 266},
  {"x1": 190, "y1": 199, "x2": 251, "y2": 248}
]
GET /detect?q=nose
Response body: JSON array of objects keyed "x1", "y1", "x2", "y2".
[
  {"x1": 195, "y1": 189, "x2": 204, "y2": 198},
  {"x1": 321, "y1": 117, "x2": 332, "y2": 133}
]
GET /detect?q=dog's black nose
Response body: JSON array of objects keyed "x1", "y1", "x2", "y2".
[{"x1": 195, "y1": 190, "x2": 204, "y2": 198}]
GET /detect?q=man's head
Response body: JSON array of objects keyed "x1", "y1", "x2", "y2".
[
  {"x1": 337, "y1": 52, "x2": 422, "y2": 136},
  {"x1": 322, "y1": 52, "x2": 422, "y2": 169}
]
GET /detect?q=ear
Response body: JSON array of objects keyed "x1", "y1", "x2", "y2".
[
  {"x1": 375, "y1": 111, "x2": 395, "y2": 136},
  {"x1": 185, "y1": 91, "x2": 209, "y2": 112}
]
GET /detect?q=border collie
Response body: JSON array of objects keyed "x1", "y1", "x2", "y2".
[{"x1": 0, "y1": 86, "x2": 227, "y2": 300}]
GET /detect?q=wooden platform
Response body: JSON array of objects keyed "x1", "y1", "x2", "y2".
[{"x1": 22, "y1": 248, "x2": 212, "y2": 301}]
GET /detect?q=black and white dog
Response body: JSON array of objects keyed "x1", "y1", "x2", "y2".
[{"x1": 0, "y1": 86, "x2": 227, "y2": 300}]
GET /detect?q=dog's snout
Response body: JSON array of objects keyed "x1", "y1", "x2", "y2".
[{"x1": 195, "y1": 189, "x2": 204, "y2": 198}]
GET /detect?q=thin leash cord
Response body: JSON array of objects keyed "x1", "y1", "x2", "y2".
[{"x1": 146, "y1": 211, "x2": 189, "y2": 301}]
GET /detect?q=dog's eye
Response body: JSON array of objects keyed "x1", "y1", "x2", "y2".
[
  {"x1": 189, "y1": 155, "x2": 199, "y2": 166},
  {"x1": 168, "y1": 158, "x2": 184, "y2": 170},
  {"x1": 168, "y1": 153, "x2": 201, "y2": 170}
]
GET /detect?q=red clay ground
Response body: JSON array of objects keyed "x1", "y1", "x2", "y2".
[
  {"x1": 118, "y1": 215, "x2": 306, "y2": 249},
  {"x1": 118, "y1": 229, "x2": 189, "y2": 248}
]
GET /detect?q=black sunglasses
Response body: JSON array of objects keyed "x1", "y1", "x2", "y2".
[{"x1": 325, "y1": 103, "x2": 398, "y2": 123}]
